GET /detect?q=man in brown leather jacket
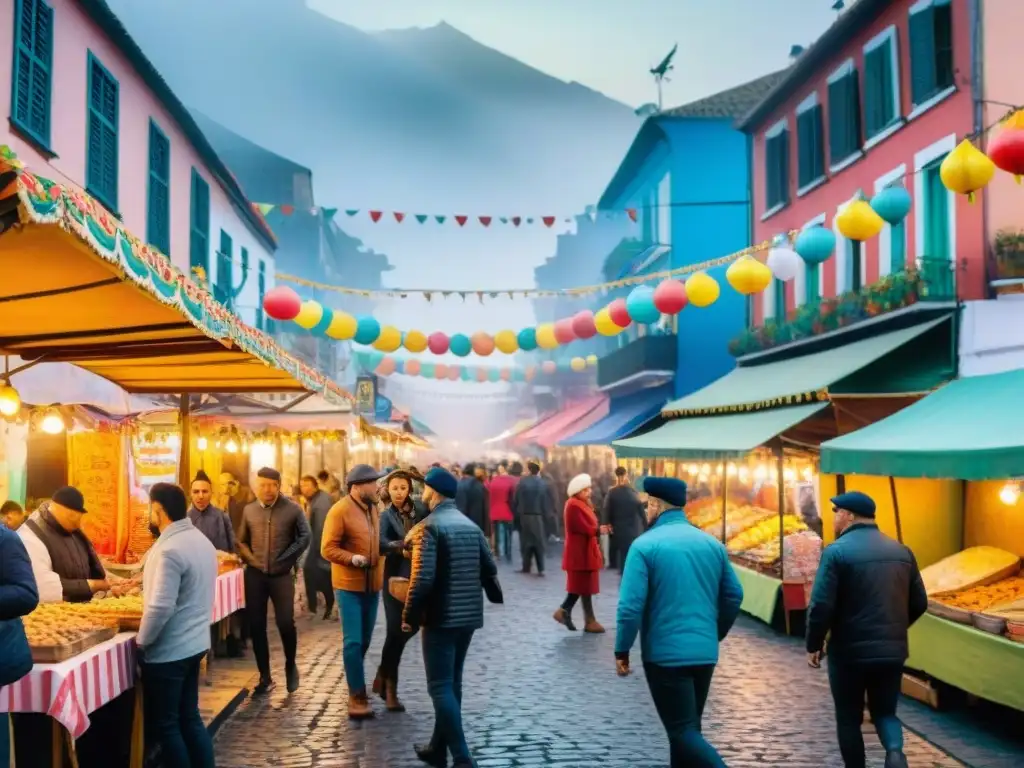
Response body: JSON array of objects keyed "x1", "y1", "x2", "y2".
[{"x1": 237, "y1": 467, "x2": 310, "y2": 695}]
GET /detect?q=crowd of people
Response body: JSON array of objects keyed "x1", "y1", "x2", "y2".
[{"x1": 0, "y1": 455, "x2": 928, "y2": 768}]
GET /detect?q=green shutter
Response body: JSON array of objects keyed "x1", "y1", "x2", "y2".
[
  {"x1": 11, "y1": 0, "x2": 53, "y2": 147},
  {"x1": 797, "y1": 112, "x2": 811, "y2": 188},
  {"x1": 828, "y1": 76, "x2": 847, "y2": 162},
  {"x1": 778, "y1": 130, "x2": 789, "y2": 205},
  {"x1": 189, "y1": 169, "x2": 210, "y2": 277},
  {"x1": 924, "y1": 161, "x2": 950, "y2": 261},
  {"x1": 773, "y1": 278, "x2": 787, "y2": 320},
  {"x1": 805, "y1": 263, "x2": 820, "y2": 304},
  {"x1": 813, "y1": 107, "x2": 825, "y2": 179},
  {"x1": 891, "y1": 220, "x2": 907, "y2": 271},
  {"x1": 85, "y1": 53, "x2": 119, "y2": 211},
  {"x1": 146, "y1": 121, "x2": 170, "y2": 255},
  {"x1": 850, "y1": 240, "x2": 863, "y2": 291},
  {"x1": 934, "y1": 2, "x2": 954, "y2": 90},
  {"x1": 864, "y1": 41, "x2": 895, "y2": 137},
  {"x1": 216, "y1": 230, "x2": 233, "y2": 303},
  {"x1": 257, "y1": 262, "x2": 266, "y2": 331},
  {"x1": 849, "y1": 72, "x2": 862, "y2": 154},
  {"x1": 909, "y1": 6, "x2": 937, "y2": 104}
]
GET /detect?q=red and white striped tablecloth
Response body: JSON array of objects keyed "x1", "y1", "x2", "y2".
[
  {"x1": 211, "y1": 568, "x2": 244, "y2": 624},
  {"x1": 0, "y1": 632, "x2": 136, "y2": 738}
]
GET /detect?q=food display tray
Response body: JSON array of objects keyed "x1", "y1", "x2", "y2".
[
  {"x1": 30, "y1": 626, "x2": 117, "y2": 663},
  {"x1": 927, "y1": 599, "x2": 973, "y2": 624},
  {"x1": 971, "y1": 612, "x2": 1007, "y2": 635}
]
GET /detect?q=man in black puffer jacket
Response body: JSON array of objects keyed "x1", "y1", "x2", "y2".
[
  {"x1": 403, "y1": 467, "x2": 502, "y2": 768},
  {"x1": 806, "y1": 491, "x2": 928, "y2": 768}
]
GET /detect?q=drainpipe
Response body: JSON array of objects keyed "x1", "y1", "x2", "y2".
[{"x1": 968, "y1": 0, "x2": 992, "y2": 300}]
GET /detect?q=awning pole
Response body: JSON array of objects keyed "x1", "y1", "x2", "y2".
[
  {"x1": 178, "y1": 394, "x2": 191, "y2": 487},
  {"x1": 775, "y1": 442, "x2": 785, "y2": 581},
  {"x1": 720, "y1": 462, "x2": 728, "y2": 544},
  {"x1": 888, "y1": 475, "x2": 904, "y2": 544}
]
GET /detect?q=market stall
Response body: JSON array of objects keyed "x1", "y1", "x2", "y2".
[
  {"x1": 614, "y1": 316, "x2": 957, "y2": 629},
  {"x1": 821, "y1": 366, "x2": 1024, "y2": 712}
]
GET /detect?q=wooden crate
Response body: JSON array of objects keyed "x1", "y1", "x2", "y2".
[
  {"x1": 901, "y1": 673, "x2": 940, "y2": 709},
  {"x1": 31, "y1": 627, "x2": 117, "y2": 663}
]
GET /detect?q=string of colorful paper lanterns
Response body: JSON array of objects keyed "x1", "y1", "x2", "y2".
[{"x1": 353, "y1": 350, "x2": 599, "y2": 382}]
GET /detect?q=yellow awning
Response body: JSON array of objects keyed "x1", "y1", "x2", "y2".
[{"x1": 0, "y1": 147, "x2": 349, "y2": 402}]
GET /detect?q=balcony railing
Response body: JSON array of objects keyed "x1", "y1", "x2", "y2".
[
  {"x1": 597, "y1": 333, "x2": 677, "y2": 390},
  {"x1": 729, "y1": 257, "x2": 956, "y2": 358}
]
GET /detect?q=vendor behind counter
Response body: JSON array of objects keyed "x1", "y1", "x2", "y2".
[{"x1": 18, "y1": 486, "x2": 108, "y2": 603}]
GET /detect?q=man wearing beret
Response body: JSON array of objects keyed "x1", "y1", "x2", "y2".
[
  {"x1": 404, "y1": 467, "x2": 502, "y2": 768},
  {"x1": 321, "y1": 463, "x2": 386, "y2": 719},
  {"x1": 237, "y1": 467, "x2": 311, "y2": 695},
  {"x1": 615, "y1": 476, "x2": 742, "y2": 767},
  {"x1": 807, "y1": 491, "x2": 927, "y2": 768}
]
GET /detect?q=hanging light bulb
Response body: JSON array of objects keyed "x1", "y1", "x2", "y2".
[
  {"x1": 225, "y1": 438, "x2": 239, "y2": 454},
  {"x1": 687, "y1": 464, "x2": 698, "y2": 475},
  {"x1": 801, "y1": 466, "x2": 814, "y2": 482},
  {"x1": 754, "y1": 464, "x2": 768, "y2": 481},
  {"x1": 197, "y1": 436, "x2": 208, "y2": 451},
  {"x1": 700, "y1": 463, "x2": 711, "y2": 476},
  {"x1": 999, "y1": 481, "x2": 1021, "y2": 506},
  {"x1": 0, "y1": 382, "x2": 22, "y2": 417},
  {"x1": 726, "y1": 463, "x2": 737, "y2": 476},
  {"x1": 784, "y1": 468, "x2": 796, "y2": 483},
  {"x1": 166, "y1": 434, "x2": 181, "y2": 449},
  {"x1": 40, "y1": 409, "x2": 65, "y2": 435}
]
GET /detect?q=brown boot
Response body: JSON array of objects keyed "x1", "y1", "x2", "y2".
[
  {"x1": 371, "y1": 668, "x2": 384, "y2": 700},
  {"x1": 584, "y1": 619, "x2": 606, "y2": 634},
  {"x1": 385, "y1": 677, "x2": 406, "y2": 713},
  {"x1": 552, "y1": 607, "x2": 577, "y2": 631},
  {"x1": 348, "y1": 690, "x2": 374, "y2": 719}
]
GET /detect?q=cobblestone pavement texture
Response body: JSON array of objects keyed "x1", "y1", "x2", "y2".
[{"x1": 214, "y1": 560, "x2": 965, "y2": 767}]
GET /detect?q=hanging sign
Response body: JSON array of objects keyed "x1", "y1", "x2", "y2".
[{"x1": 355, "y1": 375, "x2": 377, "y2": 418}]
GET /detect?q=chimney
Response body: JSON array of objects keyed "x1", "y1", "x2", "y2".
[{"x1": 789, "y1": 45, "x2": 805, "y2": 61}]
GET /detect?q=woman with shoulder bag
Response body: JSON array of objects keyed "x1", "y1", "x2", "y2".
[
  {"x1": 0, "y1": 521, "x2": 40, "y2": 764},
  {"x1": 374, "y1": 469, "x2": 427, "y2": 712}
]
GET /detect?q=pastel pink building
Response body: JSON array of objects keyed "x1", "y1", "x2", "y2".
[{"x1": 1, "y1": 0, "x2": 276, "y2": 329}]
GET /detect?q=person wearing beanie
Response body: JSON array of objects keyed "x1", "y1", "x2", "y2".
[
  {"x1": 807, "y1": 491, "x2": 927, "y2": 768},
  {"x1": 615, "y1": 475, "x2": 743, "y2": 767},
  {"x1": 510, "y1": 461, "x2": 552, "y2": 575},
  {"x1": 553, "y1": 473, "x2": 605, "y2": 633},
  {"x1": 188, "y1": 470, "x2": 236, "y2": 555},
  {"x1": 403, "y1": 467, "x2": 502, "y2": 768}
]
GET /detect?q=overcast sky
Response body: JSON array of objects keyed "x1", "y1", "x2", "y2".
[{"x1": 311, "y1": 0, "x2": 846, "y2": 108}]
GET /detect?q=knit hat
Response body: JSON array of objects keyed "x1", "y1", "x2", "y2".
[
  {"x1": 641, "y1": 477, "x2": 688, "y2": 508},
  {"x1": 567, "y1": 473, "x2": 592, "y2": 498},
  {"x1": 831, "y1": 491, "x2": 876, "y2": 518},
  {"x1": 424, "y1": 467, "x2": 458, "y2": 498}
]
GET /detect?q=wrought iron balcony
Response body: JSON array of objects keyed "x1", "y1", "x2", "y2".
[
  {"x1": 596, "y1": 333, "x2": 677, "y2": 392},
  {"x1": 729, "y1": 257, "x2": 956, "y2": 358}
]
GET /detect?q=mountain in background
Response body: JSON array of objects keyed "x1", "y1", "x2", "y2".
[{"x1": 104, "y1": 0, "x2": 641, "y2": 215}]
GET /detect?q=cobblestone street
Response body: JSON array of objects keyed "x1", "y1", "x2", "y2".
[{"x1": 213, "y1": 559, "x2": 964, "y2": 767}]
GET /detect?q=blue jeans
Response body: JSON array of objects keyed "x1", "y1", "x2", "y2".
[
  {"x1": 0, "y1": 713, "x2": 8, "y2": 767},
  {"x1": 336, "y1": 589, "x2": 380, "y2": 693},
  {"x1": 422, "y1": 627, "x2": 475, "y2": 763},
  {"x1": 141, "y1": 652, "x2": 215, "y2": 768},
  {"x1": 828, "y1": 658, "x2": 904, "y2": 767},
  {"x1": 644, "y1": 662, "x2": 725, "y2": 767},
  {"x1": 494, "y1": 522, "x2": 513, "y2": 560}
]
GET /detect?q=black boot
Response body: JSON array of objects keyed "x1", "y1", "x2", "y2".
[{"x1": 414, "y1": 743, "x2": 447, "y2": 768}]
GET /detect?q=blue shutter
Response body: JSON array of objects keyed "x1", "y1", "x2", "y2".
[
  {"x1": 864, "y1": 45, "x2": 885, "y2": 137},
  {"x1": 764, "y1": 136, "x2": 778, "y2": 208},
  {"x1": 934, "y1": 2, "x2": 954, "y2": 91},
  {"x1": 909, "y1": 6, "x2": 937, "y2": 104},
  {"x1": 257, "y1": 261, "x2": 266, "y2": 331},
  {"x1": 189, "y1": 169, "x2": 210, "y2": 278},
  {"x1": 891, "y1": 220, "x2": 907, "y2": 271},
  {"x1": 10, "y1": 0, "x2": 53, "y2": 147},
  {"x1": 797, "y1": 111, "x2": 812, "y2": 188},
  {"x1": 146, "y1": 121, "x2": 170, "y2": 254},
  {"x1": 805, "y1": 263, "x2": 820, "y2": 304},
  {"x1": 779, "y1": 129, "x2": 789, "y2": 205},
  {"x1": 85, "y1": 53, "x2": 119, "y2": 211},
  {"x1": 216, "y1": 231, "x2": 233, "y2": 304},
  {"x1": 773, "y1": 278, "x2": 786, "y2": 320},
  {"x1": 828, "y1": 76, "x2": 847, "y2": 162}
]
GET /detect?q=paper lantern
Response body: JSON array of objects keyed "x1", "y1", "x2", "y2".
[
  {"x1": 487, "y1": 369, "x2": 501, "y2": 383},
  {"x1": 726, "y1": 257, "x2": 772, "y2": 296},
  {"x1": 427, "y1": 332, "x2": 450, "y2": 355},
  {"x1": 570, "y1": 357, "x2": 587, "y2": 372},
  {"x1": 795, "y1": 225, "x2": 836, "y2": 265},
  {"x1": 517, "y1": 328, "x2": 538, "y2": 351},
  {"x1": 460, "y1": 367, "x2": 472, "y2": 381},
  {"x1": 553, "y1": 318, "x2": 577, "y2": 345},
  {"x1": 449, "y1": 333, "x2": 472, "y2": 357},
  {"x1": 500, "y1": 368, "x2": 511, "y2": 381},
  {"x1": 294, "y1": 300, "x2": 324, "y2": 330},
  {"x1": 512, "y1": 370, "x2": 525, "y2": 382},
  {"x1": 373, "y1": 325, "x2": 402, "y2": 352},
  {"x1": 263, "y1": 286, "x2": 302, "y2": 320},
  {"x1": 541, "y1": 360, "x2": 557, "y2": 374},
  {"x1": 420, "y1": 362, "x2": 436, "y2": 379},
  {"x1": 476, "y1": 368, "x2": 488, "y2": 382},
  {"x1": 595, "y1": 308, "x2": 625, "y2": 336},
  {"x1": 940, "y1": 139, "x2": 995, "y2": 202},
  {"x1": 870, "y1": 185, "x2": 912, "y2": 225},
  {"x1": 653, "y1": 279, "x2": 687, "y2": 314},
  {"x1": 365, "y1": 351, "x2": 384, "y2": 371},
  {"x1": 608, "y1": 298, "x2": 632, "y2": 328},
  {"x1": 766, "y1": 245, "x2": 802, "y2": 282},
  {"x1": 471, "y1": 332, "x2": 496, "y2": 356},
  {"x1": 626, "y1": 285, "x2": 661, "y2": 324},
  {"x1": 353, "y1": 315, "x2": 381, "y2": 345},
  {"x1": 536, "y1": 323, "x2": 559, "y2": 350},
  {"x1": 376, "y1": 357, "x2": 396, "y2": 376},
  {"x1": 571, "y1": 311, "x2": 597, "y2": 340},
  {"x1": 684, "y1": 272, "x2": 720, "y2": 307},
  {"x1": 404, "y1": 329, "x2": 428, "y2": 353},
  {"x1": 988, "y1": 110, "x2": 1024, "y2": 182},
  {"x1": 0, "y1": 384, "x2": 21, "y2": 417},
  {"x1": 404, "y1": 359, "x2": 421, "y2": 376},
  {"x1": 434, "y1": 363, "x2": 449, "y2": 379},
  {"x1": 494, "y1": 330, "x2": 518, "y2": 354},
  {"x1": 586, "y1": 354, "x2": 598, "y2": 367},
  {"x1": 524, "y1": 365, "x2": 537, "y2": 381},
  {"x1": 447, "y1": 365, "x2": 461, "y2": 381},
  {"x1": 835, "y1": 197, "x2": 885, "y2": 241},
  {"x1": 310, "y1": 307, "x2": 334, "y2": 337},
  {"x1": 325, "y1": 310, "x2": 358, "y2": 340},
  {"x1": 394, "y1": 360, "x2": 405, "y2": 375}
]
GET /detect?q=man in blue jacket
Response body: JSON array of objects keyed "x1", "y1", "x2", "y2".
[
  {"x1": 615, "y1": 476, "x2": 743, "y2": 768},
  {"x1": 0, "y1": 520, "x2": 39, "y2": 766},
  {"x1": 807, "y1": 491, "x2": 927, "y2": 768}
]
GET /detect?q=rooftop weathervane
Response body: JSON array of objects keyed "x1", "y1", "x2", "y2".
[{"x1": 650, "y1": 43, "x2": 677, "y2": 111}]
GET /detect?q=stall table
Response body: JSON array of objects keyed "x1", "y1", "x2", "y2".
[{"x1": 731, "y1": 563, "x2": 781, "y2": 625}]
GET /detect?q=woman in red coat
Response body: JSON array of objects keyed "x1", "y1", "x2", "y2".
[{"x1": 553, "y1": 473, "x2": 605, "y2": 633}]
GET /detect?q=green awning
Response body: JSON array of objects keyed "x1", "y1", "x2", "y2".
[
  {"x1": 821, "y1": 368, "x2": 1024, "y2": 480},
  {"x1": 613, "y1": 402, "x2": 826, "y2": 459},
  {"x1": 662, "y1": 316, "x2": 951, "y2": 415}
]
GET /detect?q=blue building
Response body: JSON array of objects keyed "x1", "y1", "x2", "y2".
[{"x1": 562, "y1": 71, "x2": 785, "y2": 449}]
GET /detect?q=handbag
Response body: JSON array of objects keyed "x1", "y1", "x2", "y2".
[
  {"x1": 388, "y1": 577, "x2": 409, "y2": 602},
  {"x1": 0, "y1": 618, "x2": 33, "y2": 687}
]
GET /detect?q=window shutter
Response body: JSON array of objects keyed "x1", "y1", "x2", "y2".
[
  {"x1": 797, "y1": 112, "x2": 810, "y2": 188},
  {"x1": 778, "y1": 130, "x2": 789, "y2": 205},
  {"x1": 147, "y1": 122, "x2": 170, "y2": 254},
  {"x1": 765, "y1": 136, "x2": 777, "y2": 207},
  {"x1": 849, "y1": 71, "x2": 861, "y2": 154},
  {"x1": 864, "y1": 47, "x2": 883, "y2": 136},
  {"x1": 891, "y1": 220, "x2": 907, "y2": 270},
  {"x1": 773, "y1": 278, "x2": 787, "y2": 320},
  {"x1": 257, "y1": 262, "x2": 266, "y2": 331},
  {"x1": 909, "y1": 7, "x2": 937, "y2": 104},
  {"x1": 805, "y1": 263, "x2": 820, "y2": 304},
  {"x1": 828, "y1": 77, "x2": 846, "y2": 162},
  {"x1": 86, "y1": 56, "x2": 119, "y2": 210},
  {"x1": 11, "y1": 0, "x2": 53, "y2": 144},
  {"x1": 934, "y1": 2, "x2": 954, "y2": 90},
  {"x1": 189, "y1": 170, "x2": 211, "y2": 276}
]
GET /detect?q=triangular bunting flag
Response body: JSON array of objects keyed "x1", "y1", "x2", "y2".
[
  {"x1": 435, "y1": 215, "x2": 446, "y2": 224},
  {"x1": 511, "y1": 216, "x2": 521, "y2": 227},
  {"x1": 257, "y1": 203, "x2": 275, "y2": 216},
  {"x1": 323, "y1": 208, "x2": 338, "y2": 220},
  {"x1": 499, "y1": 217, "x2": 508, "y2": 225},
  {"x1": 455, "y1": 215, "x2": 468, "y2": 227},
  {"x1": 542, "y1": 216, "x2": 555, "y2": 227},
  {"x1": 280, "y1": 204, "x2": 295, "y2": 216},
  {"x1": 526, "y1": 218, "x2": 534, "y2": 225},
  {"x1": 393, "y1": 212, "x2": 405, "y2": 223},
  {"x1": 369, "y1": 211, "x2": 383, "y2": 222},
  {"x1": 415, "y1": 214, "x2": 428, "y2": 224},
  {"x1": 346, "y1": 209, "x2": 359, "y2": 217},
  {"x1": 479, "y1": 216, "x2": 492, "y2": 227},
  {"x1": 626, "y1": 208, "x2": 638, "y2": 222}
]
